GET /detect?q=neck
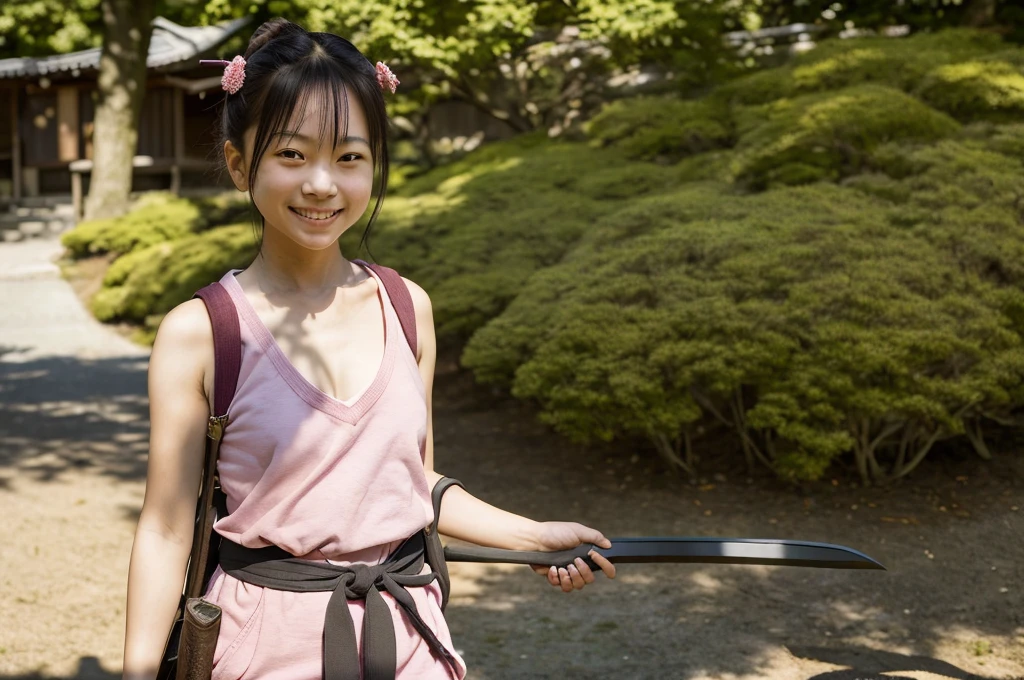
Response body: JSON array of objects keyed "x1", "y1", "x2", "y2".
[{"x1": 252, "y1": 226, "x2": 358, "y2": 294}]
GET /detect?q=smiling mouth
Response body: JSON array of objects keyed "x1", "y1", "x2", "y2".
[{"x1": 289, "y1": 207, "x2": 343, "y2": 221}]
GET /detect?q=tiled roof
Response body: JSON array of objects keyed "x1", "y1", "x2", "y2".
[{"x1": 0, "y1": 16, "x2": 251, "y2": 79}]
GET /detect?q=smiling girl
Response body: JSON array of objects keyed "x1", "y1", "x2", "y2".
[{"x1": 122, "y1": 18, "x2": 614, "y2": 680}]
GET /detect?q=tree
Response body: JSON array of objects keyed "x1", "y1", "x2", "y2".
[{"x1": 83, "y1": 0, "x2": 155, "y2": 220}]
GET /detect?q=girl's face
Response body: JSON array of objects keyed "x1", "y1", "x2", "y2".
[{"x1": 226, "y1": 88, "x2": 375, "y2": 252}]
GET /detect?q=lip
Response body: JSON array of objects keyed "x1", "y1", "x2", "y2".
[{"x1": 289, "y1": 207, "x2": 343, "y2": 225}]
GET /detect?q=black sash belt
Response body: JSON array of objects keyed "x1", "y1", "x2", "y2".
[{"x1": 219, "y1": 531, "x2": 458, "y2": 680}]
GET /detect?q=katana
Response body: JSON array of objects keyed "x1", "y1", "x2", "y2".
[{"x1": 444, "y1": 537, "x2": 885, "y2": 571}]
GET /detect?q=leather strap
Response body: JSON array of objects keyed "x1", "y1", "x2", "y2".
[
  {"x1": 194, "y1": 282, "x2": 242, "y2": 418},
  {"x1": 354, "y1": 259, "x2": 417, "y2": 358}
]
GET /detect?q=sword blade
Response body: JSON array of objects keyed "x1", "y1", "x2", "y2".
[{"x1": 443, "y1": 537, "x2": 885, "y2": 571}]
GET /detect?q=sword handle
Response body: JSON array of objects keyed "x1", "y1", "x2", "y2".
[{"x1": 442, "y1": 542, "x2": 599, "y2": 570}]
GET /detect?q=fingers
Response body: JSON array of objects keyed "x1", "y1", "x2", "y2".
[{"x1": 589, "y1": 550, "x2": 616, "y2": 579}]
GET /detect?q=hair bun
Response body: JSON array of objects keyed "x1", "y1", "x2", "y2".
[{"x1": 244, "y1": 17, "x2": 299, "y2": 59}]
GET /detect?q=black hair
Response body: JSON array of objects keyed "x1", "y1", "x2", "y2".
[{"x1": 214, "y1": 17, "x2": 390, "y2": 255}]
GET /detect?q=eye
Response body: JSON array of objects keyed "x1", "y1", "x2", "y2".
[
  {"x1": 278, "y1": 149, "x2": 303, "y2": 160},
  {"x1": 339, "y1": 153, "x2": 362, "y2": 162}
]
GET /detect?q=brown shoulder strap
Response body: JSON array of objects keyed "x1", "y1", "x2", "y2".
[
  {"x1": 353, "y1": 259, "x2": 417, "y2": 358},
  {"x1": 193, "y1": 282, "x2": 242, "y2": 417}
]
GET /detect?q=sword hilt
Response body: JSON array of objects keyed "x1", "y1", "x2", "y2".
[{"x1": 442, "y1": 542, "x2": 600, "y2": 570}]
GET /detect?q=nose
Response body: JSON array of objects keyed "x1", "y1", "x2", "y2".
[{"x1": 302, "y1": 163, "x2": 338, "y2": 199}]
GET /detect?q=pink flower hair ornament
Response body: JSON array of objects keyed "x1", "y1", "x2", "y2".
[
  {"x1": 376, "y1": 61, "x2": 399, "y2": 94},
  {"x1": 199, "y1": 56, "x2": 247, "y2": 95},
  {"x1": 200, "y1": 56, "x2": 398, "y2": 96}
]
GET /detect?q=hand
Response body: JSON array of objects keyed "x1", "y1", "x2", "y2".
[{"x1": 528, "y1": 521, "x2": 616, "y2": 593}]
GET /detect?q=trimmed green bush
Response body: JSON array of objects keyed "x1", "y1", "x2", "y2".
[
  {"x1": 732, "y1": 85, "x2": 960, "y2": 189},
  {"x1": 61, "y1": 191, "x2": 250, "y2": 259},
  {"x1": 917, "y1": 58, "x2": 1024, "y2": 122},
  {"x1": 62, "y1": 193, "x2": 202, "y2": 258},
  {"x1": 716, "y1": 28, "x2": 1003, "y2": 106},
  {"x1": 91, "y1": 224, "x2": 257, "y2": 323},
  {"x1": 585, "y1": 96, "x2": 733, "y2": 161},
  {"x1": 464, "y1": 182, "x2": 1024, "y2": 482}
]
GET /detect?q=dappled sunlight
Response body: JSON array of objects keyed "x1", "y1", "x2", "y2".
[{"x1": 0, "y1": 354, "x2": 150, "y2": 484}]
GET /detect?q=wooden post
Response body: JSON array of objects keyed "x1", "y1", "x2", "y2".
[
  {"x1": 11, "y1": 86, "x2": 21, "y2": 203},
  {"x1": 57, "y1": 86, "x2": 80, "y2": 162},
  {"x1": 171, "y1": 87, "x2": 184, "y2": 195}
]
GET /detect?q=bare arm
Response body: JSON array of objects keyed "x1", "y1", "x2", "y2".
[
  {"x1": 123, "y1": 300, "x2": 214, "y2": 679},
  {"x1": 404, "y1": 280, "x2": 614, "y2": 592},
  {"x1": 403, "y1": 279, "x2": 545, "y2": 550}
]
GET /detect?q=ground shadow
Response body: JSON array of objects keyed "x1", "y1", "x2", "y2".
[
  {"x1": 1, "y1": 656, "x2": 120, "y2": 680},
  {"x1": 0, "y1": 347, "x2": 150, "y2": 484},
  {"x1": 791, "y1": 645, "x2": 995, "y2": 679},
  {"x1": 431, "y1": 364, "x2": 1024, "y2": 680}
]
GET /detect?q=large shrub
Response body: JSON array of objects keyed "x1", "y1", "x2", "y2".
[
  {"x1": 91, "y1": 224, "x2": 257, "y2": 323},
  {"x1": 61, "y1": 191, "x2": 250, "y2": 259},
  {"x1": 585, "y1": 96, "x2": 733, "y2": 161},
  {"x1": 732, "y1": 85, "x2": 960, "y2": 189},
  {"x1": 62, "y1": 193, "x2": 202, "y2": 258},
  {"x1": 463, "y1": 181, "x2": 1024, "y2": 483},
  {"x1": 343, "y1": 133, "x2": 665, "y2": 343},
  {"x1": 716, "y1": 29, "x2": 1004, "y2": 106}
]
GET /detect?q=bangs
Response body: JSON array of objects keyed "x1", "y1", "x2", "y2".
[{"x1": 248, "y1": 54, "x2": 383, "y2": 178}]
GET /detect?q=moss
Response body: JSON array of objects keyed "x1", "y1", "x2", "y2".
[{"x1": 585, "y1": 95, "x2": 732, "y2": 161}]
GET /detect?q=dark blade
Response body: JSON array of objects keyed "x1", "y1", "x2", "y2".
[{"x1": 443, "y1": 537, "x2": 886, "y2": 571}]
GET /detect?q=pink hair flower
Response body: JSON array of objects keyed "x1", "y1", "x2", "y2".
[
  {"x1": 376, "y1": 61, "x2": 399, "y2": 94},
  {"x1": 221, "y1": 55, "x2": 247, "y2": 95}
]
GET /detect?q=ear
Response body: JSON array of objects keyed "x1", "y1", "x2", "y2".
[{"x1": 223, "y1": 139, "x2": 248, "y2": 191}]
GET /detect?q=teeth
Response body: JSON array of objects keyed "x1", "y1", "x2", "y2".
[{"x1": 294, "y1": 208, "x2": 338, "y2": 220}]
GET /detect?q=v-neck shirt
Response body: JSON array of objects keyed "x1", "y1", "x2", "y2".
[{"x1": 203, "y1": 265, "x2": 466, "y2": 679}]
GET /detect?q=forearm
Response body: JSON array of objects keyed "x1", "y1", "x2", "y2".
[
  {"x1": 122, "y1": 522, "x2": 192, "y2": 680},
  {"x1": 427, "y1": 470, "x2": 542, "y2": 551}
]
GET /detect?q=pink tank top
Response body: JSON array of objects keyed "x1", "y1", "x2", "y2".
[{"x1": 212, "y1": 265, "x2": 434, "y2": 563}]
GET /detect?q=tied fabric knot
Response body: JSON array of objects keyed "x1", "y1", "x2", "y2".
[{"x1": 221, "y1": 533, "x2": 459, "y2": 680}]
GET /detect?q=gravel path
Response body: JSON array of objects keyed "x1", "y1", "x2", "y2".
[{"x1": 0, "y1": 237, "x2": 1020, "y2": 680}]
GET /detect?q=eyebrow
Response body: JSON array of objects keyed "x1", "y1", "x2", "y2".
[{"x1": 271, "y1": 131, "x2": 370, "y2": 147}]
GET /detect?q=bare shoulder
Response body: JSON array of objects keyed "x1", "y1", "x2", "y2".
[
  {"x1": 150, "y1": 298, "x2": 215, "y2": 399},
  {"x1": 153, "y1": 298, "x2": 214, "y2": 350}
]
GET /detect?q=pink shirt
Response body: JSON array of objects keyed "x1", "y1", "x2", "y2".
[{"x1": 202, "y1": 267, "x2": 466, "y2": 680}]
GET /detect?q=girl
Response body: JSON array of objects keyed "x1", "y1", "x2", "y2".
[{"x1": 123, "y1": 17, "x2": 615, "y2": 680}]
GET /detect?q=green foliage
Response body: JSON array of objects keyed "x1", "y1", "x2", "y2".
[
  {"x1": 917, "y1": 56, "x2": 1024, "y2": 122},
  {"x1": 344, "y1": 132, "x2": 661, "y2": 343},
  {"x1": 61, "y1": 191, "x2": 251, "y2": 259},
  {"x1": 717, "y1": 29, "x2": 1003, "y2": 106},
  {"x1": 61, "y1": 193, "x2": 202, "y2": 259},
  {"x1": 732, "y1": 85, "x2": 960, "y2": 189},
  {"x1": 585, "y1": 96, "x2": 733, "y2": 161},
  {"x1": 0, "y1": 0, "x2": 101, "y2": 58},
  {"x1": 91, "y1": 224, "x2": 257, "y2": 323}
]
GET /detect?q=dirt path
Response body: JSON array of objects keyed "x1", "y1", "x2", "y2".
[{"x1": 0, "y1": 240, "x2": 1021, "y2": 679}]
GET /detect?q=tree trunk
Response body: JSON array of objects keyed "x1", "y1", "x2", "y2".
[{"x1": 83, "y1": 0, "x2": 155, "y2": 221}]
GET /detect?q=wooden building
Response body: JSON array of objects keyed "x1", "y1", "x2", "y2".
[{"x1": 0, "y1": 17, "x2": 250, "y2": 216}]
